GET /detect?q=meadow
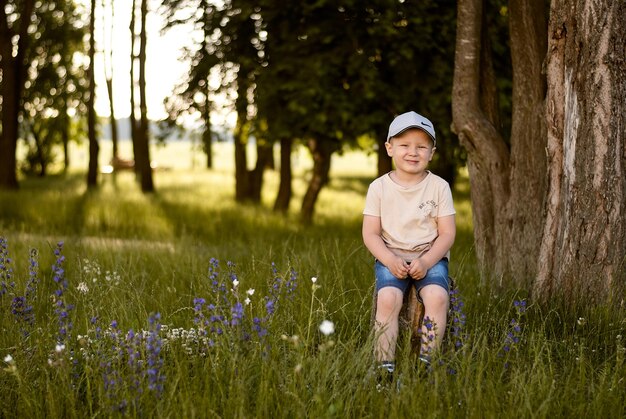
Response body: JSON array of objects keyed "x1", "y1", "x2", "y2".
[{"x1": 0, "y1": 141, "x2": 624, "y2": 418}]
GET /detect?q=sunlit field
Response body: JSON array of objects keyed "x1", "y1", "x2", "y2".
[{"x1": 1, "y1": 141, "x2": 624, "y2": 417}]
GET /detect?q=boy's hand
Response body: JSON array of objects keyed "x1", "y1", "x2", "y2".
[
  {"x1": 387, "y1": 257, "x2": 410, "y2": 279},
  {"x1": 408, "y1": 258, "x2": 428, "y2": 280}
]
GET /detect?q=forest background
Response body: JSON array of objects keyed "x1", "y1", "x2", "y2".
[{"x1": 1, "y1": 0, "x2": 625, "y2": 417}]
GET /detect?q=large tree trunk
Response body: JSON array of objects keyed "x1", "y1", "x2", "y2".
[
  {"x1": 451, "y1": 0, "x2": 512, "y2": 279},
  {"x1": 376, "y1": 127, "x2": 392, "y2": 177},
  {"x1": 506, "y1": 0, "x2": 548, "y2": 285},
  {"x1": 0, "y1": 0, "x2": 35, "y2": 190},
  {"x1": 535, "y1": 0, "x2": 626, "y2": 303},
  {"x1": 301, "y1": 138, "x2": 333, "y2": 224},
  {"x1": 135, "y1": 0, "x2": 154, "y2": 192},
  {"x1": 87, "y1": 0, "x2": 99, "y2": 188},
  {"x1": 273, "y1": 137, "x2": 293, "y2": 212}
]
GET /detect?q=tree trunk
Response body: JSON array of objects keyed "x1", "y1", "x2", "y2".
[
  {"x1": 102, "y1": 0, "x2": 119, "y2": 161},
  {"x1": 129, "y1": 0, "x2": 139, "y2": 173},
  {"x1": 535, "y1": 0, "x2": 626, "y2": 303},
  {"x1": 376, "y1": 129, "x2": 392, "y2": 177},
  {"x1": 301, "y1": 138, "x2": 333, "y2": 224},
  {"x1": 202, "y1": 84, "x2": 213, "y2": 169},
  {"x1": 452, "y1": 0, "x2": 511, "y2": 279},
  {"x1": 0, "y1": 0, "x2": 35, "y2": 190},
  {"x1": 506, "y1": 0, "x2": 548, "y2": 285},
  {"x1": 136, "y1": 0, "x2": 154, "y2": 192},
  {"x1": 274, "y1": 137, "x2": 293, "y2": 212},
  {"x1": 247, "y1": 141, "x2": 273, "y2": 203},
  {"x1": 234, "y1": 83, "x2": 250, "y2": 202},
  {"x1": 87, "y1": 0, "x2": 99, "y2": 188}
]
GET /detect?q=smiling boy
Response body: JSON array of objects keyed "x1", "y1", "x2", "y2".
[{"x1": 362, "y1": 111, "x2": 456, "y2": 378}]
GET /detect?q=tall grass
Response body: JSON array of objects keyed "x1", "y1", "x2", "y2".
[{"x1": 0, "y1": 146, "x2": 624, "y2": 418}]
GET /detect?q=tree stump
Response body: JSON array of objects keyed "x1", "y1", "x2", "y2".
[{"x1": 371, "y1": 277, "x2": 455, "y2": 356}]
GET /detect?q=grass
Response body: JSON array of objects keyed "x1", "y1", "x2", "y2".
[{"x1": 0, "y1": 142, "x2": 624, "y2": 418}]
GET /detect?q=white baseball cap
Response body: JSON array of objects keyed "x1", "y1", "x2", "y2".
[{"x1": 387, "y1": 111, "x2": 436, "y2": 146}]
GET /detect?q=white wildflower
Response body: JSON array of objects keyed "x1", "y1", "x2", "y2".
[
  {"x1": 55, "y1": 344, "x2": 65, "y2": 353},
  {"x1": 4, "y1": 354, "x2": 13, "y2": 364},
  {"x1": 319, "y1": 320, "x2": 335, "y2": 336},
  {"x1": 76, "y1": 282, "x2": 89, "y2": 294},
  {"x1": 311, "y1": 276, "x2": 318, "y2": 283},
  {"x1": 246, "y1": 288, "x2": 255, "y2": 296},
  {"x1": 245, "y1": 297, "x2": 251, "y2": 305},
  {"x1": 233, "y1": 279, "x2": 239, "y2": 288}
]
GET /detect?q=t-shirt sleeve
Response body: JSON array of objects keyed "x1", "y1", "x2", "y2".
[
  {"x1": 437, "y1": 182, "x2": 456, "y2": 218},
  {"x1": 363, "y1": 180, "x2": 381, "y2": 216}
]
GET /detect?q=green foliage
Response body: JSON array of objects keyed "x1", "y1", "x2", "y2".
[
  {"x1": 18, "y1": 0, "x2": 89, "y2": 175},
  {"x1": 0, "y1": 164, "x2": 624, "y2": 417}
]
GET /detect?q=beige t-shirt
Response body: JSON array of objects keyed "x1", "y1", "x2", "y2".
[{"x1": 363, "y1": 171, "x2": 456, "y2": 261}]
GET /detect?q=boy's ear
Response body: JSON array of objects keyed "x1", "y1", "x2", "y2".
[
  {"x1": 429, "y1": 146, "x2": 436, "y2": 161},
  {"x1": 385, "y1": 140, "x2": 393, "y2": 156}
]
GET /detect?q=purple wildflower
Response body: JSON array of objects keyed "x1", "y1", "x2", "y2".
[
  {"x1": 448, "y1": 288, "x2": 467, "y2": 349},
  {"x1": 146, "y1": 313, "x2": 164, "y2": 396},
  {"x1": 501, "y1": 299, "x2": 527, "y2": 365},
  {"x1": 0, "y1": 237, "x2": 15, "y2": 298},
  {"x1": 51, "y1": 241, "x2": 73, "y2": 344}
]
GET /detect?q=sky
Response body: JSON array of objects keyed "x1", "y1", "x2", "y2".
[{"x1": 93, "y1": 0, "x2": 232, "y2": 127}]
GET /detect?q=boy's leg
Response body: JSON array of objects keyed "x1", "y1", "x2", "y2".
[
  {"x1": 419, "y1": 284, "x2": 449, "y2": 352},
  {"x1": 416, "y1": 259, "x2": 450, "y2": 356},
  {"x1": 375, "y1": 287, "x2": 404, "y2": 362}
]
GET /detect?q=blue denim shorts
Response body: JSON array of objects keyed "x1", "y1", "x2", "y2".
[{"x1": 375, "y1": 258, "x2": 449, "y2": 298}]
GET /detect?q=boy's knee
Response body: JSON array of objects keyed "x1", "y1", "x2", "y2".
[
  {"x1": 376, "y1": 287, "x2": 403, "y2": 315},
  {"x1": 419, "y1": 285, "x2": 449, "y2": 310}
]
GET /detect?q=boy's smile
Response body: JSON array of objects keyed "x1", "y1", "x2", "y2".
[{"x1": 385, "y1": 128, "x2": 435, "y2": 185}]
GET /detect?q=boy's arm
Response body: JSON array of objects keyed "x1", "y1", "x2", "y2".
[
  {"x1": 408, "y1": 215, "x2": 456, "y2": 279},
  {"x1": 362, "y1": 215, "x2": 409, "y2": 279}
]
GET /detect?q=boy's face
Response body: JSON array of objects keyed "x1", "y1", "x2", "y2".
[{"x1": 385, "y1": 128, "x2": 435, "y2": 177}]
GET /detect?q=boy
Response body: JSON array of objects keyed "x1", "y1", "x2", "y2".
[{"x1": 362, "y1": 111, "x2": 456, "y2": 377}]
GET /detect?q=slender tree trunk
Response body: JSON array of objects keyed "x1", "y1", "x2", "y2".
[
  {"x1": 136, "y1": 0, "x2": 154, "y2": 192},
  {"x1": 301, "y1": 138, "x2": 333, "y2": 224},
  {"x1": 87, "y1": 0, "x2": 99, "y2": 188},
  {"x1": 101, "y1": 0, "x2": 119, "y2": 161},
  {"x1": 62, "y1": 99, "x2": 70, "y2": 172},
  {"x1": 129, "y1": 0, "x2": 139, "y2": 172},
  {"x1": 0, "y1": 0, "x2": 35, "y2": 190},
  {"x1": 247, "y1": 141, "x2": 273, "y2": 202},
  {"x1": 234, "y1": 82, "x2": 250, "y2": 202},
  {"x1": 535, "y1": 0, "x2": 626, "y2": 303},
  {"x1": 274, "y1": 137, "x2": 293, "y2": 212},
  {"x1": 202, "y1": 83, "x2": 213, "y2": 169}
]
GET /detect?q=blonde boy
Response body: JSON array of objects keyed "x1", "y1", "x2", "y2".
[{"x1": 362, "y1": 111, "x2": 456, "y2": 377}]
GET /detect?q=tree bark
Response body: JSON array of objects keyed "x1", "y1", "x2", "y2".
[
  {"x1": 202, "y1": 83, "x2": 213, "y2": 169},
  {"x1": 129, "y1": 0, "x2": 139, "y2": 173},
  {"x1": 134, "y1": 0, "x2": 154, "y2": 192},
  {"x1": 234, "y1": 82, "x2": 250, "y2": 202},
  {"x1": 535, "y1": 0, "x2": 626, "y2": 303},
  {"x1": 376, "y1": 131, "x2": 392, "y2": 177},
  {"x1": 87, "y1": 0, "x2": 99, "y2": 188},
  {"x1": 247, "y1": 141, "x2": 273, "y2": 203},
  {"x1": 506, "y1": 0, "x2": 548, "y2": 285},
  {"x1": 452, "y1": 0, "x2": 512, "y2": 278},
  {"x1": 274, "y1": 137, "x2": 293, "y2": 212},
  {"x1": 0, "y1": 0, "x2": 35, "y2": 190},
  {"x1": 301, "y1": 138, "x2": 333, "y2": 224}
]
